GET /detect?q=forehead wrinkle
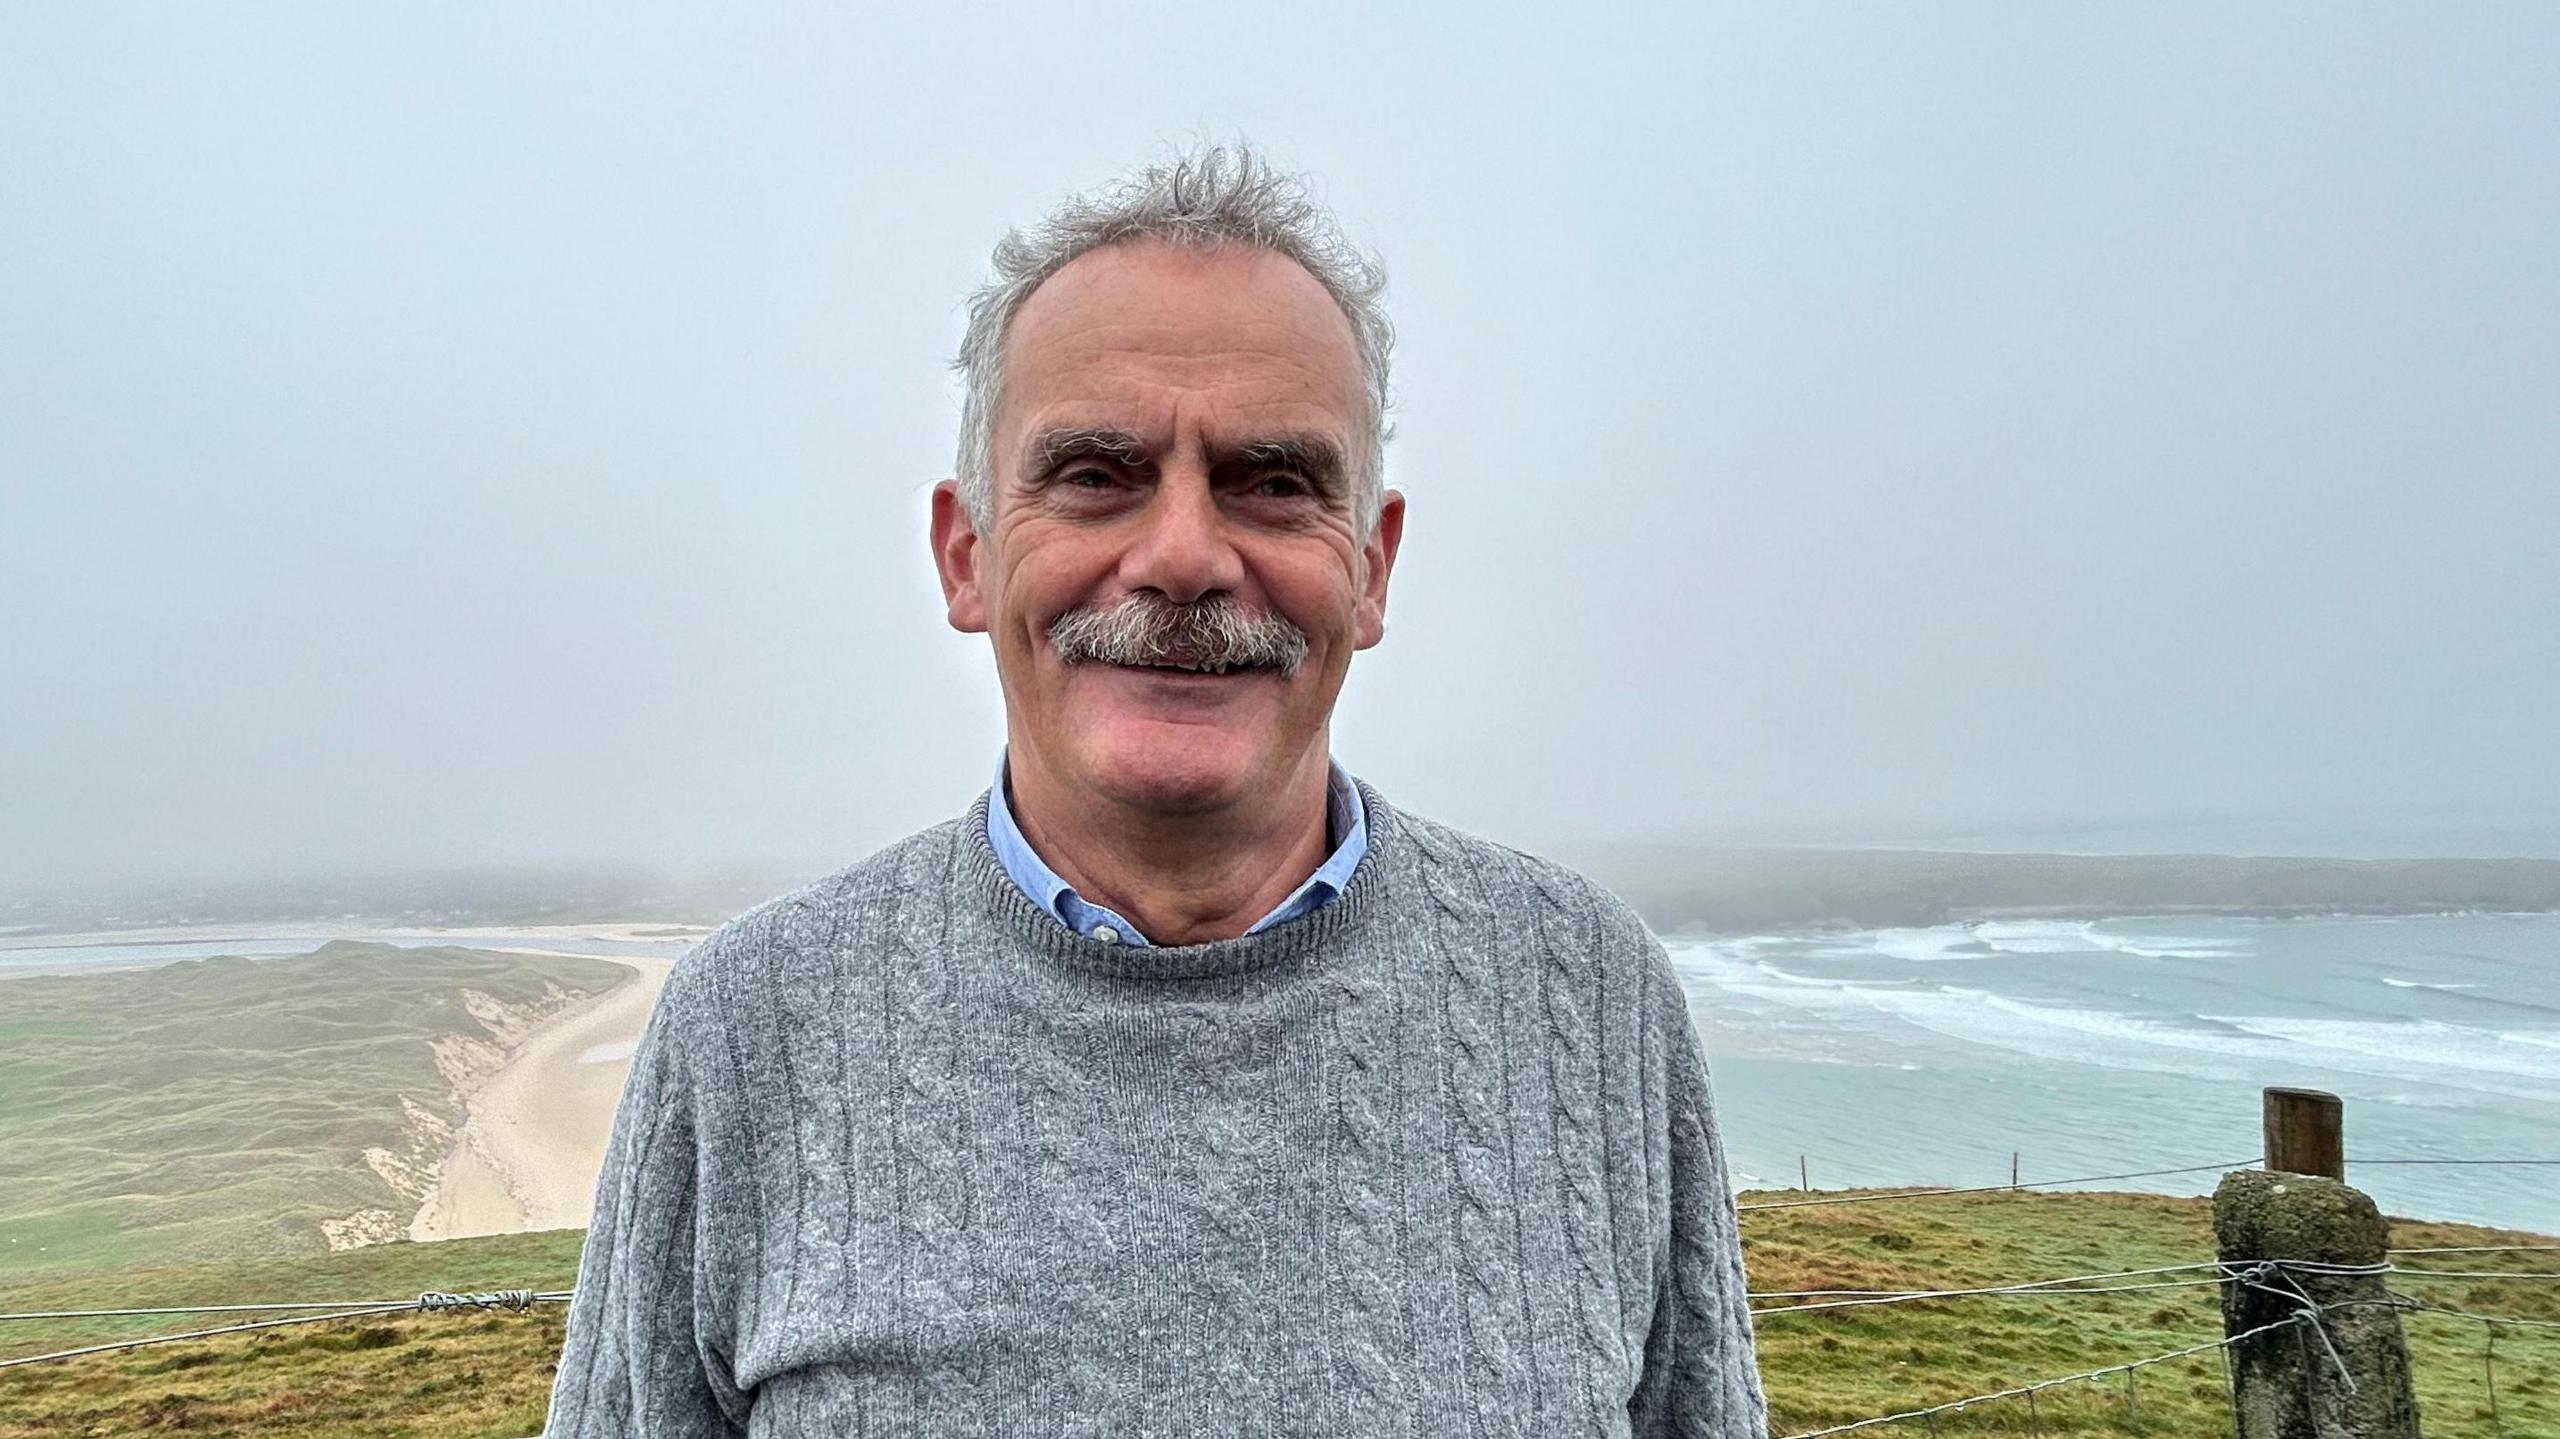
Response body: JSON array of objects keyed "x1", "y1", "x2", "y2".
[
  {"x1": 1047, "y1": 327, "x2": 1356, "y2": 393},
  {"x1": 1002, "y1": 269, "x2": 1365, "y2": 422}
]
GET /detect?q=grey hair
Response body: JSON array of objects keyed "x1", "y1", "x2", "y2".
[
  {"x1": 1047, "y1": 590, "x2": 1311, "y2": 677},
  {"x1": 952, "y1": 141, "x2": 1394, "y2": 536}
]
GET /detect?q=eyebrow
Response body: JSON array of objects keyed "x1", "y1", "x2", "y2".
[
  {"x1": 1024, "y1": 426, "x2": 1153, "y2": 476},
  {"x1": 1232, "y1": 434, "x2": 1348, "y2": 497},
  {"x1": 1017, "y1": 425, "x2": 1350, "y2": 499}
]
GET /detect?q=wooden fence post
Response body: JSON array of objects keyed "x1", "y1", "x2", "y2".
[
  {"x1": 2214, "y1": 1088, "x2": 2420, "y2": 1438},
  {"x1": 2265, "y1": 1087, "x2": 2345, "y2": 1180}
]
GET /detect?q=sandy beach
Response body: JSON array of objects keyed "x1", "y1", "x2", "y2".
[{"x1": 408, "y1": 950, "x2": 675, "y2": 1242}]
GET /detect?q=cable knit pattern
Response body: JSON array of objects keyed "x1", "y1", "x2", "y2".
[
  {"x1": 1529, "y1": 862, "x2": 1625, "y2": 1434},
  {"x1": 541, "y1": 780, "x2": 1766, "y2": 1438},
  {"x1": 1011, "y1": 980, "x2": 1121, "y2": 1438},
  {"x1": 884, "y1": 833, "x2": 987, "y2": 1430},
  {"x1": 1653, "y1": 972, "x2": 1764, "y2": 1436},
  {"x1": 1412, "y1": 824, "x2": 1529, "y2": 1439},
  {"x1": 1324, "y1": 950, "x2": 1411, "y2": 1435}
]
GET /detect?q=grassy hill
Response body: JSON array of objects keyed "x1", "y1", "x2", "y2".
[
  {"x1": 0, "y1": 945, "x2": 631, "y2": 1282},
  {"x1": 1, "y1": 1190, "x2": 2548, "y2": 1437}
]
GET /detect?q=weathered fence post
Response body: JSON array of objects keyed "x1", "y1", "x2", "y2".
[
  {"x1": 2265, "y1": 1086, "x2": 2345, "y2": 1180},
  {"x1": 2214, "y1": 1087, "x2": 2421, "y2": 1439}
]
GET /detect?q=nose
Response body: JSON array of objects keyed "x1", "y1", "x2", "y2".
[{"x1": 1118, "y1": 464, "x2": 1245, "y2": 603}]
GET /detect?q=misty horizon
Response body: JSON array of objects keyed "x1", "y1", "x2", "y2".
[{"x1": 7, "y1": 6, "x2": 2555, "y2": 893}]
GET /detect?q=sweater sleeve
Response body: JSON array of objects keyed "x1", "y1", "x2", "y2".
[
  {"x1": 540, "y1": 963, "x2": 747, "y2": 1437},
  {"x1": 1628, "y1": 943, "x2": 1769, "y2": 1438}
]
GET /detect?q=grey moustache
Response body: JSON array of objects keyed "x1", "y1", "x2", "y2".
[{"x1": 1047, "y1": 592, "x2": 1310, "y2": 676}]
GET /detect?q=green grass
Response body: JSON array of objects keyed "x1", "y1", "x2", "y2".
[
  {"x1": 0, "y1": 1191, "x2": 2547, "y2": 1437},
  {"x1": 0, "y1": 945, "x2": 629, "y2": 1283},
  {"x1": 1745, "y1": 1190, "x2": 2556, "y2": 1435}
]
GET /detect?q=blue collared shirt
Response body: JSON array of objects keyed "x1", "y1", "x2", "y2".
[{"x1": 987, "y1": 751, "x2": 1368, "y2": 948}]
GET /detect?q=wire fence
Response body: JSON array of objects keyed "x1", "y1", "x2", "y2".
[
  {"x1": 0, "y1": 1290, "x2": 566, "y2": 1371},
  {"x1": 1779, "y1": 1313, "x2": 2309, "y2": 1439},
  {"x1": 9, "y1": 1255, "x2": 2549, "y2": 1435},
  {"x1": 1767, "y1": 1255, "x2": 2560, "y2": 1439},
  {"x1": 1734, "y1": 1145, "x2": 2559, "y2": 1435},
  {"x1": 1735, "y1": 1158, "x2": 2263, "y2": 1213},
  {"x1": 1, "y1": 1153, "x2": 2551, "y2": 1437},
  {"x1": 1737, "y1": 1153, "x2": 2560, "y2": 1214}
]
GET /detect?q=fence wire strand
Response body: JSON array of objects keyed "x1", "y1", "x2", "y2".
[
  {"x1": 1738, "y1": 1158, "x2": 2262, "y2": 1213},
  {"x1": 1777, "y1": 1313, "x2": 2311, "y2": 1439},
  {"x1": 0, "y1": 1293, "x2": 571, "y2": 1323},
  {"x1": 1751, "y1": 1261, "x2": 2232, "y2": 1302},
  {"x1": 0, "y1": 1290, "x2": 565, "y2": 1370},
  {"x1": 2389, "y1": 1244, "x2": 2560, "y2": 1256}
]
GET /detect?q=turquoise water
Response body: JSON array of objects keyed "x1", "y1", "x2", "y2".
[
  {"x1": 1667, "y1": 913, "x2": 2560, "y2": 1233},
  {"x1": 10, "y1": 913, "x2": 2552, "y2": 1232}
]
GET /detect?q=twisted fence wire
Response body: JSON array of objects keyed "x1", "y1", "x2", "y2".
[
  {"x1": 1741, "y1": 1153, "x2": 2558, "y2": 1218},
  {"x1": 1776, "y1": 1312, "x2": 2312, "y2": 1439},
  {"x1": 2373, "y1": 1267, "x2": 2560, "y2": 1282},
  {"x1": 2353, "y1": 1158, "x2": 2560, "y2": 1166},
  {"x1": 4, "y1": 1147, "x2": 2545, "y2": 1428},
  {"x1": 1764, "y1": 1256, "x2": 2559, "y2": 1433},
  {"x1": 2239, "y1": 1266, "x2": 2362, "y2": 1393},
  {"x1": 2395, "y1": 1299, "x2": 2560, "y2": 1335},
  {"x1": 1751, "y1": 1260, "x2": 2233, "y2": 1302},
  {"x1": 2389, "y1": 1244, "x2": 2560, "y2": 1255},
  {"x1": 0, "y1": 1290, "x2": 563, "y2": 1371},
  {"x1": 1754, "y1": 1272, "x2": 2234, "y2": 1318},
  {"x1": 1750, "y1": 1258, "x2": 2407, "y2": 1319},
  {"x1": 0, "y1": 1291, "x2": 571, "y2": 1322},
  {"x1": 1737, "y1": 1158, "x2": 2262, "y2": 1213}
]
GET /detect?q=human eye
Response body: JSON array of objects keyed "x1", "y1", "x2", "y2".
[{"x1": 1251, "y1": 471, "x2": 1311, "y2": 499}]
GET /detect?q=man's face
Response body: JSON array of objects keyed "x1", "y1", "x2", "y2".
[{"x1": 931, "y1": 240, "x2": 1404, "y2": 819}]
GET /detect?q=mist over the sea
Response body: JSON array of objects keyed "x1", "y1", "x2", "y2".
[{"x1": 5, "y1": 4, "x2": 2557, "y2": 888}]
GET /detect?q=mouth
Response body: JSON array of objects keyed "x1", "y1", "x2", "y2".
[{"x1": 1101, "y1": 657, "x2": 1277, "y2": 678}]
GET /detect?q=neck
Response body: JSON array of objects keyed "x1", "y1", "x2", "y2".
[{"x1": 1004, "y1": 743, "x2": 1334, "y2": 945}]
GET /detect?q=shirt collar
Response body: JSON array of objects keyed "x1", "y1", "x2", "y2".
[{"x1": 986, "y1": 750, "x2": 1368, "y2": 947}]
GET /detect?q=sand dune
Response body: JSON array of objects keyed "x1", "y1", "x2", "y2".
[{"x1": 409, "y1": 951, "x2": 674, "y2": 1242}]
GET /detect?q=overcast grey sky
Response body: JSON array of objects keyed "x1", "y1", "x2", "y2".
[{"x1": 4, "y1": 3, "x2": 2556, "y2": 887}]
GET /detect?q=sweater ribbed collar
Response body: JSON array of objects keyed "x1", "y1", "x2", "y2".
[{"x1": 954, "y1": 778, "x2": 1404, "y2": 981}]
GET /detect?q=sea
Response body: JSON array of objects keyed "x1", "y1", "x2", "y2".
[
  {"x1": 5, "y1": 912, "x2": 2554, "y2": 1234},
  {"x1": 1669, "y1": 912, "x2": 2560, "y2": 1234}
]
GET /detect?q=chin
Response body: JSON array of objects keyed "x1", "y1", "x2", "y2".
[{"x1": 1071, "y1": 720, "x2": 1276, "y2": 815}]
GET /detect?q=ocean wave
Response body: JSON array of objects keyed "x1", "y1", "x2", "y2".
[
  {"x1": 1851, "y1": 986, "x2": 2560, "y2": 1104},
  {"x1": 1848, "y1": 920, "x2": 2246, "y2": 963},
  {"x1": 2210, "y1": 1016, "x2": 2560, "y2": 1087}
]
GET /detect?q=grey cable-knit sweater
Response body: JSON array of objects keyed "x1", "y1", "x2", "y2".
[{"x1": 540, "y1": 781, "x2": 1766, "y2": 1437}]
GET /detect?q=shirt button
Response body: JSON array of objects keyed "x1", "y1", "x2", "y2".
[{"x1": 1094, "y1": 926, "x2": 1121, "y2": 946}]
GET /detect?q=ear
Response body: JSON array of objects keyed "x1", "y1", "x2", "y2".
[
  {"x1": 1352, "y1": 488, "x2": 1406, "y2": 650},
  {"x1": 930, "y1": 480, "x2": 990, "y2": 634}
]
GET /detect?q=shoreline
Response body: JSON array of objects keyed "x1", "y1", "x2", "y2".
[
  {"x1": 406, "y1": 949, "x2": 676, "y2": 1243},
  {"x1": 1664, "y1": 902, "x2": 2560, "y2": 942},
  {"x1": 0, "y1": 920, "x2": 706, "y2": 981},
  {"x1": 0, "y1": 919, "x2": 710, "y2": 952}
]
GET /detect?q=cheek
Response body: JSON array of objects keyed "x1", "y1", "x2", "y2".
[
  {"x1": 1247, "y1": 532, "x2": 1363, "y2": 625},
  {"x1": 989, "y1": 531, "x2": 1114, "y2": 641},
  {"x1": 1271, "y1": 560, "x2": 1364, "y2": 642}
]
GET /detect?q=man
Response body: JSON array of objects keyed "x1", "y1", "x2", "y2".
[{"x1": 542, "y1": 142, "x2": 1764, "y2": 1437}]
